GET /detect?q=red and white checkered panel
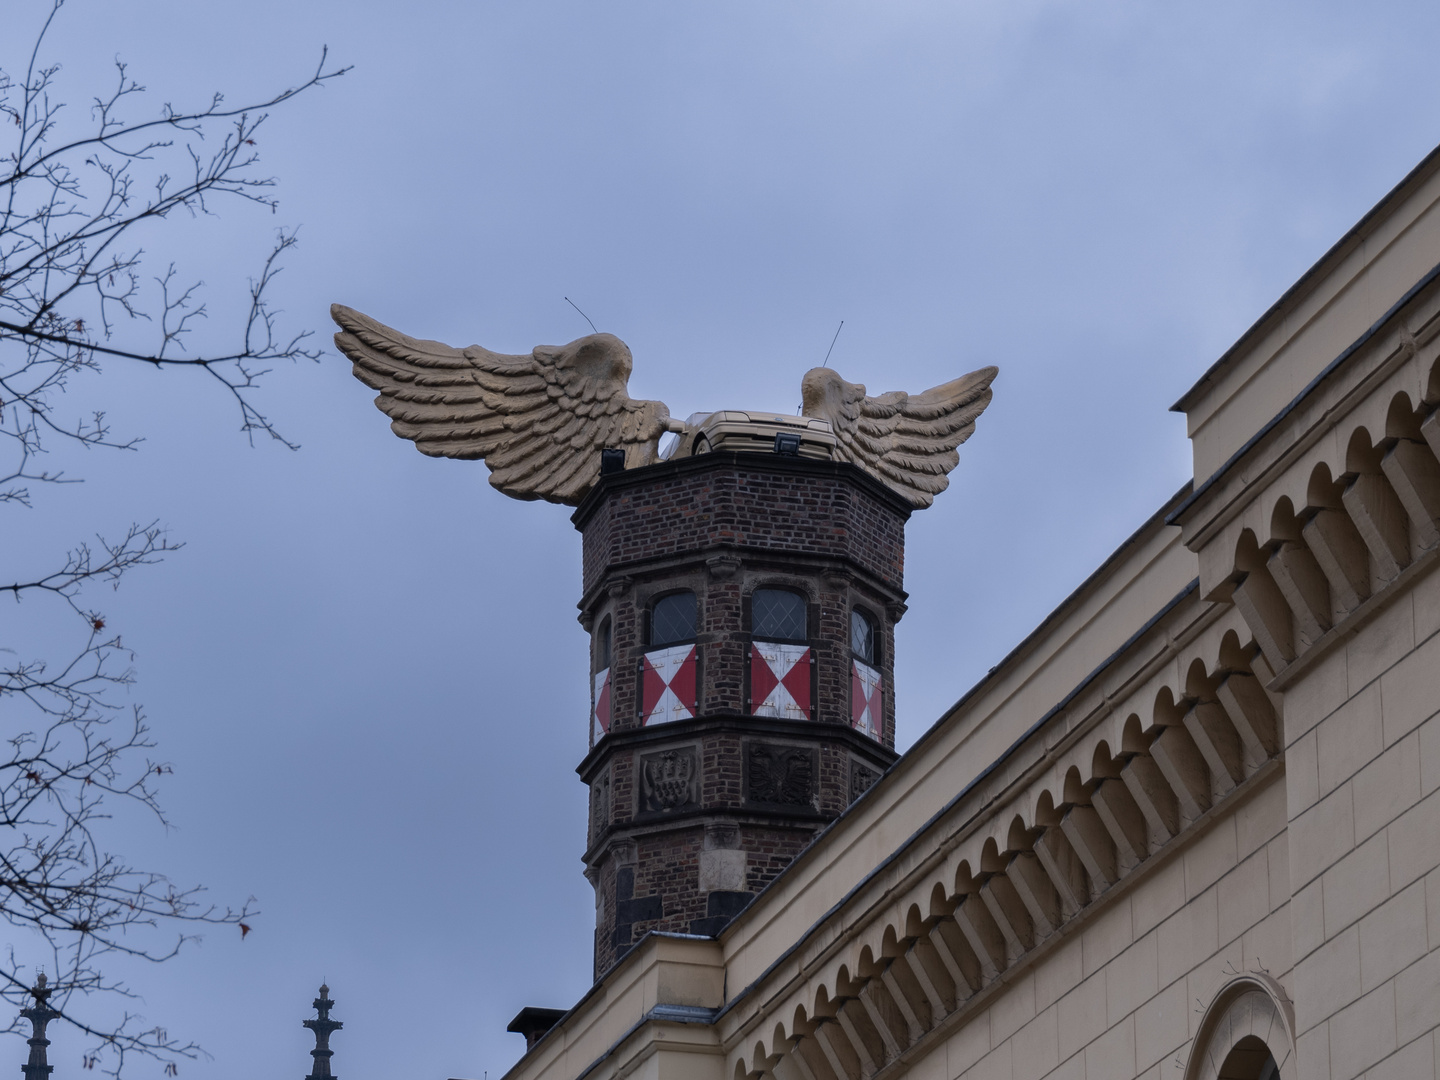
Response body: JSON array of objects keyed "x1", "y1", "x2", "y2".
[
  {"x1": 852, "y1": 658, "x2": 882, "y2": 740},
  {"x1": 641, "y1": 645, "x2": 697, "y2": 725},
  {"x1": 591, "y1": 667, "x2": 612, "y2": 744},
  {"x1": 751, "y1": 643, "x2": 811, "y2": 720}
]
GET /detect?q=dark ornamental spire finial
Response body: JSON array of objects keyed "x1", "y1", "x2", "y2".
[
  {"x1": 302, "y1": 983, "x2": 342, "y2": 1080},
  {"x1": 20, "y1": 973, "x2": 61, "y2": 1080}
]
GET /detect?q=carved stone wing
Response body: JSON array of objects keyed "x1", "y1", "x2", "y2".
[
  {"x1": 332, "y1": 304, "x2": 673, "y2": 506},
  {"x1": 800, "y1": 365, "x2": 998, "y2": 509}
]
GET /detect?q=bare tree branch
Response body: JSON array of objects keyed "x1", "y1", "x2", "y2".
[{"x1": 1, "y1": 2, "x2": 345, "y2": 1072}]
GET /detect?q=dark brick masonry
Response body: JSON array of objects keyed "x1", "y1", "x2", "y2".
[{"x1": 572, "y1": 453, "x2": 908, "y2": 978}]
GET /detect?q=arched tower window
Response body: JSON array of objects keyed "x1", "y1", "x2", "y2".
[
  {"x1": 649, "y1": 591, "x2": 697, "y2": 647},
  {"x1": 590, "y1": 617, "x2": 613, "y2": 745},
  {"x1": 595, "y1": 618, "x2": 612, "y2": 672},
  {"x1": 850, "y1": 607, "x2": 882, "y2": 742},
  {"x1": 752, "y1": 588, "x2": 808, "y2": 642},
  {"x1": 850, "y1": 608, "x2": 877, "y2": 664},
  {"x1": 749, "y1": 588, "x2": 811, "y2": 720},
  {"x1": 641, "y1": 592, "x2": 698, "y2": 726}
]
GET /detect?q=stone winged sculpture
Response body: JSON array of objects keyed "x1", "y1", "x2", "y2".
[{"x1": 332, "y1": 304, "x2": 996, "y2": 509}]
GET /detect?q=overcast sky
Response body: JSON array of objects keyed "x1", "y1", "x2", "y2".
[{"x1": 6, "y1": 2, "x2": 1440, "y2": 1079}]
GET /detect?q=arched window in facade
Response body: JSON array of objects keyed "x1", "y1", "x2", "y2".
[
  {"x1": 850, "y1": 608, "x2": 877, "y2": 665},
  {"x1": 749, "y1": 588, "x2": 811, "y2": 720},
  {"x1": 752, "y1": 588, "x2": 808, "y2": 642},
  {"x1": 1184, "y1": 976, "x2": 1295, "y2": 1080},
  {"x1": 1217, "y1": 1037, "x2": 1279, "y2": 1080},
  {"x1": 596, "y1": 618, "x2": 612, "y2": 671},
  {"x1": 850, "y1": 607, "x2": 882, "y2": 742},
  {"x1": 641, "y1": 592, "x2": 697, "y2": 727},
  {"x1": 590, "y1": 617, "x2": 613, "y2": 745},
  {"x1": 650, "y1": 591, "x2": 697, "y2": 647}
]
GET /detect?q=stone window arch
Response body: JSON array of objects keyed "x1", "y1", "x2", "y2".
[{"x1": 1185, "y1": 975, "x2": 1297, "y2": 1080}]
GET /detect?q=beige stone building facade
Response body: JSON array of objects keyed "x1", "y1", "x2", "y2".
[{"x1": 501, "y1": 145, "x2": 1440, "y2": 1080}]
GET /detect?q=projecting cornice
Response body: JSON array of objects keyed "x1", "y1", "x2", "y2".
[
  {"x1": 1164, "y1": 261, "x2": 1440, "y2": 687},
  {"x1": 1167, "y1": 258, "x2": 1440, "y2": 545}
]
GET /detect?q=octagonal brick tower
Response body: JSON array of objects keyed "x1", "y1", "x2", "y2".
[{"x1": 573, "y1": 450, "x2": 909, "y2": 978}]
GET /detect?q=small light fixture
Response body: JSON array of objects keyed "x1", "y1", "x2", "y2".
[
  {"x1": 773, "y1": 433, "x2": 802, "y2": 456},
  {"x1": 600, "y1": 448, "x2": 626, "y2": 474}
]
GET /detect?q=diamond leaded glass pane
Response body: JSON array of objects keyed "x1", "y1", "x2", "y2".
[
  {"x1": 752, "y1": 589, "x2": 807, "y2": 642},
  {"x1": 851, "y1": 609, "x2": 875, "y2": 663},
  {"x1": 651, "y1": 592, "x2": 697, "y2": 646}
]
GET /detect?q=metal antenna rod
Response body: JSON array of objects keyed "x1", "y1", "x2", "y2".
[
  {"x1": 823, "y1": 320, "x2": 844, "y2": 366},
  {"x1": 565, "y1": 297, "x2": 598, "y2": 334}
]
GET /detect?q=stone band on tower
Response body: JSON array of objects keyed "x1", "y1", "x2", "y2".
[{"x1": 574, "y1": 451, "x2": 910, "y2": 977}]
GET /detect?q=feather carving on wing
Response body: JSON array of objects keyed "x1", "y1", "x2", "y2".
[
  {"x1": 800, "y1": 364, "x2": 998, "y2": 508},
  {"x1": 331, "y1": 304, "x2": 674, "y2": 505}
]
